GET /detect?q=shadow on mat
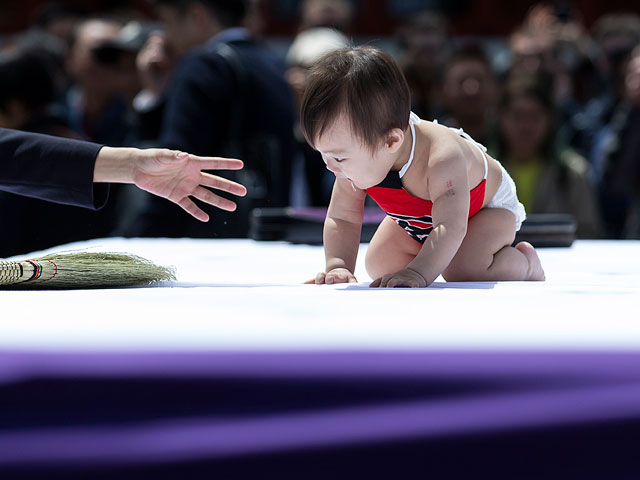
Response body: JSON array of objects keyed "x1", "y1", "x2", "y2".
[
  {"x1": 164, "y1": 282, "x2": 497, "y2": 290},
  {"x1": 342, "y1": 281, "x2": 497, "y2": 291}
]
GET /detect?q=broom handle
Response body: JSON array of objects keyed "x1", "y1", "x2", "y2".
[{"x1": 0, "y1": 260, "x2": 45, "y2": 285}]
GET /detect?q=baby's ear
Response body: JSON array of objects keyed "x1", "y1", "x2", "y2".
[{"x1": 384, "y1": 128, "x2": 405, "y2": 153}]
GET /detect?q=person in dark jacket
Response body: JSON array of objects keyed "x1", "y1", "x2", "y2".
[
  {"x1": 130, "y1": 0, "x2": 295, "y2": 238},
  {"x1": 0, "y1": 47, "x2": 110, "y2": 257},
  {"x1": 591, "y1": 46, "x2": 640, "y2": 238}
]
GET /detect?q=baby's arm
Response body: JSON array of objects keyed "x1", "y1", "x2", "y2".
[
  {"x1": 409, "y1": 151, "x2": 470, "y2": 284},
  {"x1": 372, "y1": 147, "x2": 470, "y2": 288},
  {"x1": 307, "y1": 178, "x2": 366, "y2": 284}
]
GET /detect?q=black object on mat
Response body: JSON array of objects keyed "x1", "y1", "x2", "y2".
[
  {"x1": 514, "y1": 213, "x2": 576, "y2": 248},
  {"x1": 251, "y1": 208, "x2": 576, "y2": 247},
  {"x1": 250, "y1": 207, "x2": 383, "y2": 244}
]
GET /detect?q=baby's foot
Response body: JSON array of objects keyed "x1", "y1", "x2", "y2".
[{"x1": 515, "y1": 241, "x2": 545, "y2": 281}]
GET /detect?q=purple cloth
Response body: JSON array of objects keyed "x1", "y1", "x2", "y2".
[
  {"x1": 2, "y1": 351, "x2": 640, "y2": 477},
  {"x1": 289, "y1": 206, "x2": 386, "y2": 224}
]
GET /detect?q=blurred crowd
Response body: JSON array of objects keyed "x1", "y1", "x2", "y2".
[{"x1": 1, "y1": 0, "x2": 640, "y2": 256}]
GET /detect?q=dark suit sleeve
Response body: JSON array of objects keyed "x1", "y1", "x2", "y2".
[{"x1": 0, "y1": 128, "x2": 108, "y2": 209}]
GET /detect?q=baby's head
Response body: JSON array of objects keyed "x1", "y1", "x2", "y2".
[{"x1": 300, "y1": 46, "x2": 411, "y2": 154}]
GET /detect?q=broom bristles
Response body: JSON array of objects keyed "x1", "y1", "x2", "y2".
[{"x1": 0, "y1": 252, "x2": 176, "y2": 289}]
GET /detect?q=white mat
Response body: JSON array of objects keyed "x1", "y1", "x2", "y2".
[{"x1": 1, "y1": 238, "x2": 639, "y2": 351}]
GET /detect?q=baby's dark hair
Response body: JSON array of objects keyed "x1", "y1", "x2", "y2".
[{"x1": 300, "y1": 46, "x2": 411, "y2": 152}]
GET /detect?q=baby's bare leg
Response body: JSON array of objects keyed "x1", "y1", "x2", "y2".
[
  {"x1": 366, "y1": 216, "x2": 421, "y2": 280},
  {"x1": 443, "y1": 208, "x2": 545, "y2": 282}
]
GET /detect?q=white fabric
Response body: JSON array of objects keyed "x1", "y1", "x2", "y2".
[
  {"x1": 399, "y1": 113, "x2": 488, "y2": 181},
  {"x1": 398, "y1": 112, "x2": 421, "y2": 178},
  {"x1": 456, "y1": 128, "x2": 489, "y2": 181},
  {"x1": 1, "y1": 238, "x2": 640, "y2": 353},
  {"x1": 487, "y1": 163, "x2": 527, "y2": 231}
]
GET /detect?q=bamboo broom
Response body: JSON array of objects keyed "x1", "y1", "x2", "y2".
[{"x1": 0, "y1": 252, "x2": 176, "y2": 289}]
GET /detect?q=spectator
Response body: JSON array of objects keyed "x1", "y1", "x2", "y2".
[
  {"x1": 244, "y1": 0, "x2": 267, "y2": 37},
  {"x1": 591, "y1": 46, "x2": 640, "y2": 238},
  {"x1": 65, "y1": 18, "x2": 138, "y2": 146},
  {"x1": 492, "y1": 76, "x2": 602, "y2": 238},
  {"x1": 592, "y1": 12, "x2": 640, "y2": 101},
  {"x1": 396, "y1": 11, "x2": 451, "y2": 120},
  {"x1": 509, "y1": 4, "x2": 611, "y2": 157},
  {"x1": 110, "y1": 21, "x2": 156, "y2": 106},
  {"x1": 0, "y1": 48, "x2": 76, "y2": 138},
  {"x1": 129, "y1": 0, "x2": 295, "y2": 238},
  {"x1": 0, "y1": 48, "x2": 119, "y2": 256},
  {"x1": 133, "y1": 29, "x2": 177, "y2": 145},
  {"x1": 30, "y1": 2, "x2": 81, "y2": 53},
  {"x1": 507, "y1": 26, "x2": 569, "y2": 116},
  {"x1": 298, "y1": 0, "x2": 353, "y2": 33},
  {"x1": 437, "y1": 42, "x2": 499, "y2": 147},
  {"x1": 285, "y1": 27, "x2": 350, "y2": 206}
]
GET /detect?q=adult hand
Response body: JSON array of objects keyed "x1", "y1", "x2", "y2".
[
  {"x1": 94, "y1": 146, "x2": 247, "y2": 222},
  {"x1": 304, "y1": 268, "x2": 357, "y2": 285},
  {"x1": 369, "y1": 267, "x2": 427, "y2": 288},
  {"x1": 133, "y1": 149, "x2": 247, "y2": 222}
]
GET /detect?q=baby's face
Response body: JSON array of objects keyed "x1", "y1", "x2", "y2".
[{"x1": 314, "y1": 114, "x2": 389, "y2": 190}]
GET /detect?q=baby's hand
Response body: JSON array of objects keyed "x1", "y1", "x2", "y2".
[
  {"x1": 369, "y1": 268, "x2": 427, "y2": 288},
  {"x1": 304, "y1": 268, "x2": 358, "y2": 285}
]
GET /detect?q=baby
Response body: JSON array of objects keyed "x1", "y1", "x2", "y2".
[{"x1": 301, "y1": 46, "x2": 544, "y2": 287}]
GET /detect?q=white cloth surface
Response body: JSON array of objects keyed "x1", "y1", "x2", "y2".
[{"x1": 1, "y1": 238, "x2": 639, "y2": 352}]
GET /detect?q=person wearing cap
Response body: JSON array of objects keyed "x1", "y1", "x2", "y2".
[{"x1": 285, "y1": 27, "x2": 350, "y2": 206}]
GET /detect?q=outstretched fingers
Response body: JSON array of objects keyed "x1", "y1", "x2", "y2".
[
  {"x1": 200, "y1": 172, "x2": 247, "y2": 196},
  {"x1": 175, "y1": 186, "x2": 240, "y2": 222},
  {"x1": 192, "y1": 186, "x2": 238, "y2": 212},
  {"x1": 177, "y1": 197, "x2": 209, "y2": 222},
  {"x1": 193, "y1": 155, "x2": 244, "y2": 171}
]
